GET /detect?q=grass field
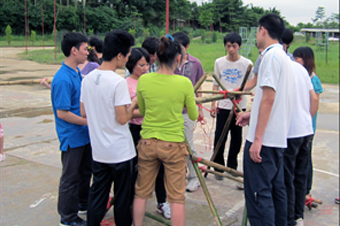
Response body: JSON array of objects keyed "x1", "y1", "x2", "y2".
[{"x1": 15, "y1": 34, "x2": 339, "y2": 84}]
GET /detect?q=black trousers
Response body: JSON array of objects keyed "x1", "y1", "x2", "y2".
[
  {"x1": 243, "y1": 140, "x2": 287, "y2": 226},
  {"x1": 306, "y1": 135, "x2": 315, "y2": 195},
  {"x1": 285, "y1": 135, "x2": 313, "y2": 225},
  {"x1": 87, "y1": 158, "x2": 135, "y2": 226},
  {"x1": 58, "y1": 143, "x2": 92, "y2": 222},
  {"x1": 129, "y1": 123, "x2": 166, "y2": 204},
  {"x1": 213, "y1": 108, "x2": 245, "y2": 171}
]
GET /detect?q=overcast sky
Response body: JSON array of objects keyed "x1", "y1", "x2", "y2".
[{"x1": 190, "y1": 0, "x2": 339, "y2": 26}]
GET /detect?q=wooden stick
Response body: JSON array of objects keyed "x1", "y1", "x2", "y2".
[
  {"x1": 0, "y1": 78, "x2": 53, "y2": 86},
  {"x1": 197, "y1": 90, "x2": 253, "y2": 95},
  {"x1": 192, "y1": 155, "x2": 243, "y2": 177},
  {"x1": 194, "y1": 74, "x2": 208, "y2": 92},
  {"x1": 195, "y1": 94, "x2": 226, "y2": 104},
  {"x1": 200, "y1": 168, "x2": 243, "y2": 183},
  {"x1": 145, "y1": 212, "x2": 172, "y2": 226},
  {"x1": 212, "y1": 74, "x2": 227, "y2": 90},
  {"x1": 185, "y1": 138, "x2": 223, "y2": 226},
  {"x1": 241, "y1": 206, "x2": 248, "y2": 226}
]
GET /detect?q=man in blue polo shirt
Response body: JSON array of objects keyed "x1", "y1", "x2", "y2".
[{"x1": 51, "y1": 32, "x2": 91, "y2": 226}]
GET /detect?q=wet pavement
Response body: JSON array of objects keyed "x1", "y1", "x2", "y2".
[{"x1": 0, "y1": 47, "x2": 339, "y2": 225}]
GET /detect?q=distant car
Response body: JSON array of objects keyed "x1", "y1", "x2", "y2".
[{"x1": 328, "y1": 37, "x2": 339, "y2": 41}]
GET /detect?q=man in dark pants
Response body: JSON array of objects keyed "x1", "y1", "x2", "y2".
[
  {"x1": 80, "y1": 30, "x2": 137, "y2": 226},
  {"x1": 284, "y1": 61, "x2": 318, "y2": 226},
  {"x1": 51, "y1": 32, "x2": 92, "y2": 226},
  {"x1": 236, "y1": 14, "x2": 296, "y2": 226}
]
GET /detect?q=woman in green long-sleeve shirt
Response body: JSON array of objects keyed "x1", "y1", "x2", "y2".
[{"x1": 133, "y1": 35, "x2": 198, "y2": 226}]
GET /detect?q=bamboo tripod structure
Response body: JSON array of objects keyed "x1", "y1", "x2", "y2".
[{"x1": 188, "y1": 66, "x2": 253, "y2": 225}]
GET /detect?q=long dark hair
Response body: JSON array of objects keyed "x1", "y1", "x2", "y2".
[
  {"x1": 157, "y1": 36, "x2": 182, "y2": 68},
  {"x1": 87, "y1": 46, "x2": 101, "y2": 64},
  {"x1": 293, "y1": 47, "x2": 316, "y2": 76}
]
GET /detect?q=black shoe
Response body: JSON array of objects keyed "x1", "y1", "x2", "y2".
[
  {"x1": 60, "y1": 217, "x2": 86, "y2": 226},
  {"x1": 215, "y1": 174, "x2": 224, "y2": 180}
]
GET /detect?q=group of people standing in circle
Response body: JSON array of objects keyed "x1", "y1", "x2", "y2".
[{"x1": 42, "y1": 12, "x2": 332, "y2": 226}]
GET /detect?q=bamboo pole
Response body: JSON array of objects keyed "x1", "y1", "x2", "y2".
[
  {"x1": 0, "y1": 78, "x2": 53, "y2": 86},
  {"x1": 241, "y1": 206, "x2": 248, "y2": 226},
  {"x1": 212, "y1": 74, "x2": 227, "y2": 91},
  {"x1": 194, "y1": 74, "x2": 208, "y2": 92},
  {"x1": 200, "y1": 168, "x2": 243, "y2": 183},
  {"x1": 145, "y1": 212, "x2": 172, "y2": 226},
  {"x1": 195, "y1": 94, "x2": 226, "y2": 104},
  {"x1": 192, "y1": 155, "x2": 244, "y2": 177},
  {"x1": 185, "y1": 138, "x2": 223, "y2": 226}
]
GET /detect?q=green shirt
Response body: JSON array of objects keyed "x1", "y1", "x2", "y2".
[{"x1": 137, "y1": 72, "x2": 198, "y2": 142}]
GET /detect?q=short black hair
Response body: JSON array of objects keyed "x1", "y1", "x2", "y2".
[
  {"x1": 102, "y1": 30, "x2": 135, "y2": 62},
  {"x1": 89, "y1": 36, "x2": 103, "y2": 54},
  {"x1": 281, "y1": 28, "x2": 294, "y2": 45},
  {"x1": 258, "y1": 14, "x2": 285, "y2": 41},
  {"x1": 61, "y1": 32, "x2": 88, "y2": 57},
  {"x1": 172, "y1": 32, "x2": 190, "y2": 47},
  {"x1": 157, "y1": 36, "x2": 182, "y2": 68},
  {"x1": 223, "y1": 32, "x2": 242, "y2": 47},
  {"x1": 126, "y1": 47, "x2": 150, "y2": 74},
  {"x1": 142, "y1": 36, "x2": 160, "y2": 55}
]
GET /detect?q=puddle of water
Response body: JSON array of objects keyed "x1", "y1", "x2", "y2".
[{"x1": 0, "y1": 107, "x2": 53, "y2": 118}]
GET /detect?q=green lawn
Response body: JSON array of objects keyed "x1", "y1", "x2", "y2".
[{"x1": 16, "y1": 34, "x2": 339, "y2": 84}]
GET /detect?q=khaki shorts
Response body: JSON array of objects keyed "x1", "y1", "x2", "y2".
[{"x1": 135, "y1": 138, "x2": 188, "y2": 203}]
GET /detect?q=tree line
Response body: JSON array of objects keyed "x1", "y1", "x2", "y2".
[{"x1": 0, "y1": 0, "x2": 338, "y2": 36}]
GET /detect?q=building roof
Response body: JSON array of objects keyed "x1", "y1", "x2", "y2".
[{"x1": 300, "y1": 28, "x2": 339, "y2": 33}]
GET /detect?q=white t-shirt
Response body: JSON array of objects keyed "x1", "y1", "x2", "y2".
[
  {"x1": 246, "y1": 44, "x2": 296, "y2": 148},
  {"x1": 287, "y1": 61, "x2": 314, "y2": 138},
  {"x1": 80, "y1": 69, "x2": 136, "y2": 163},
  {"x1": 213, "y1": 56, "x2": 254, "y2": 110}
]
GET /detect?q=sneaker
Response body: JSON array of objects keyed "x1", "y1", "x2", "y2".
[
  {"x1": 157, "y1": 202, "x2": 171, "y2": 220},
  {"x1": 78, "y1": 204, "x2": 87, "y2": 215},
  {"x1": 295, "y1": 218, "x2": 304, "y2": 226},
  {"x1": 60, "y1": 217, "x2": 86, "y2": 226},
  {"x1": 0, "y1": 153, "x2": 5, "y2": 162},
  {"x1": 215, "y1": 174, "x2": 224, "y2": 181},
  {"x1": 186, "y1": 178, "x2": 200, "y2": 192},
  {"x1": 335, "y1": 198, "x2": 340, "y2": 204},
  {"x1": 236, "y1": 182, "x2": 244, "y2": 190}
]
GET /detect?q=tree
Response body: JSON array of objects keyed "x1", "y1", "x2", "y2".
[
  {"x1": 199, "y1": 8, "x2": 213, "y2": 30},
  {"x1": 312, "y1": 6, "x2": 326, "y2": 26},
  {"x1": 31, "y1": 30, "x2": 36, "y2": 45},
  {"x1": 5, "y1": 25, "x2": 12, "y2": 46}
]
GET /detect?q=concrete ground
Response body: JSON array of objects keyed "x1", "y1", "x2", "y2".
[{"x1": 0, "y1": 47, "x2": 339, "y2": 225}]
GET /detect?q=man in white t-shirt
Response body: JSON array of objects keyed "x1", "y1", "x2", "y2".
[
  {"x1": 284, "y1": 61, "x2": 318, "y2": 226},
  {"x1": 236, "y1": 14, "x2": 296, "y2": 226},
  {"x1": 80, "y1": 30, "x2": 138, "y2": 226},
  {"x1": 210, "y1": 32, "x2": 254, "y2": 181}
]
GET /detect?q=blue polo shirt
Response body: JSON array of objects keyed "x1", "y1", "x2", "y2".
[{"x1": 51, "y1": 62, "x2": 90, "y2": 151}]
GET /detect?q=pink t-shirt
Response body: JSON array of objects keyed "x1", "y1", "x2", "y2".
[
  {"x1": 0, "y1": 123, "x2": 3, "y2": 137},
  {"x1": 126, "y1": 77, "x2": 144, "y2": 125}
]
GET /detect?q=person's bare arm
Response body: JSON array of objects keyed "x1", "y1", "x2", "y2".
[
  {"x1": 243, "y1": 74, "x2": 258, "y2": 91},
  {"x1": 210, "y1": 84, "x2": 220, "y2": 118},
  {"x1": 57, "y1": 110, "x2": 87, "y2": 126},
  {"x1": 115, "y1": 97, "x2": 138, "y2": 125},
  {"x1": 310, "y1": 91, "x2": 319, "y2": 118},
  {"x1": 249, "y1": 86, "x2": 275, "y2": 163},
  {"x1": 132, "y1": 109, "x2": 143, "y2": 119},
  {"x1": 80, "y1": 103, "x2": 86, "y2": 118}
]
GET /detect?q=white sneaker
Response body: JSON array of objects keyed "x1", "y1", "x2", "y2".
[
  {"x1": 296, "y1": 218, "x2": 304, "y2": 226},
  {"x1": 0, "y1": 153, "x2": 5, "y2": 162},
  {"x1": 157, "y1": 202, "x2": 171, "y2": 219},
  {"x1": 186, "y1": 178, "x2": 200, "y2": 192}
]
